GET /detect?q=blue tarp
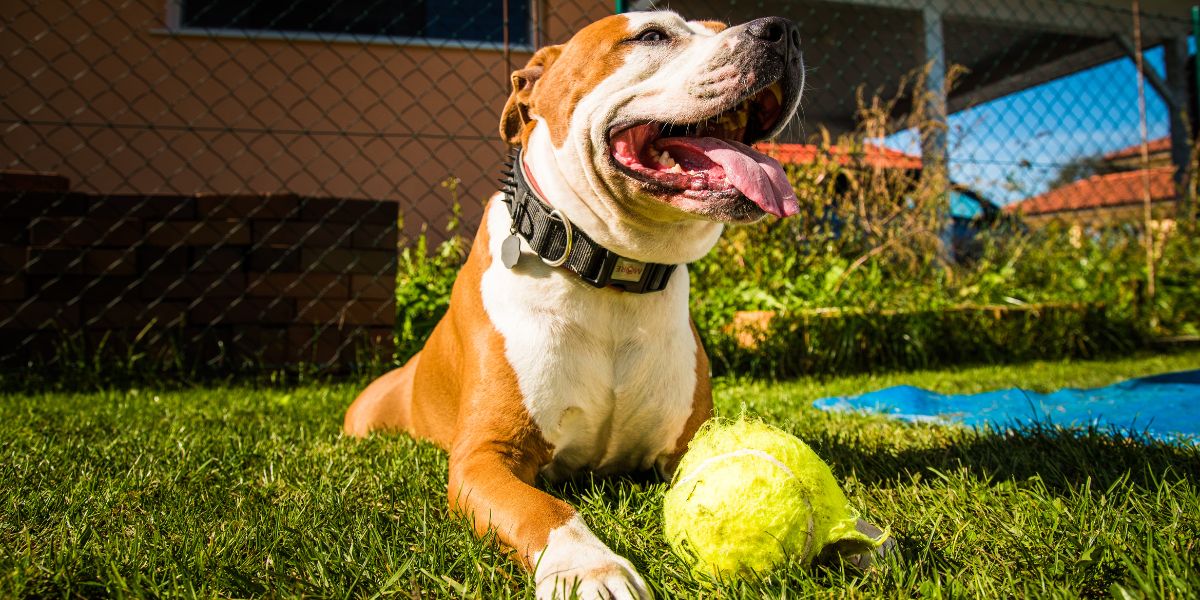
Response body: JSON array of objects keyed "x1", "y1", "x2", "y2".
[{"x1": 813, "y1": 370, "x2": 1200, "y2": 442}]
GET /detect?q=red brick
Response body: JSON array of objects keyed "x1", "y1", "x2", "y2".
[
  {"x1": 32, "y1": 275, "x2": 138, "y2": 303},
  {"x1": 252, "y1": 220, "x2": 344, "y2": 247},
  {"x1": 143, "y1": 220, "x2": 251, "y2": 246},
  {"x1": 0, "y1": 172, "x2": 70, "y2": 193},
  {"x1": 349, "y1": 274, "x2": 394, "y2": 300},
  {"x1": 83, "y1": 300, "x2": 187, "y2": 329},
  {"x1": 351, "y1": 223, "x2": 397, "y2": 249},
  {"x1": 288, "y1": 325, "x2": 394, "y2": 366},
  {"x1": 300, "y1": 197, "x2": 397, "y2": 225},
  {"x1": 0, "y1": 219, "x2": 29, "y2": 245},
  {"x1": 0, "y1": 192, "x2": 87, "y2": 218},
  {"x1": 246, "y1": 246, "x2": 300, "y2": 272},
  {"x1": 246, "y1": 272, "x2": 347, "y2": 299},
  {"x1": 30, "y1": 217, "x2": 142, "y2": 247},
  {"x1": 197, "y1": 194, "x2": 301, "y2": 220},
  {"x1": 0, "y1": 247, "x2": 29, "y2": 273},
  {"x1": 25, "y1": 248, "x2": 83, "y2": 274},
  {"x1": 139, "y1": 246, "x2": 189, "y2": 274},
  {"x1": 137, "y1": 272, "x2": 246, "y2": 300},
  {"x1": 287, "y1": 325, "x2": 342, "y2": 365},
  {"x1": 0, "y1": 275, "x2": 25, "y2": 300},
  {"x1": 82, "y1": 249, "x2": 137, "y2": 276},
  {"x1": 233, "y1": 325, "x2": 293, "y2": 366},
  {"x1": 300, "y1": 248, "x2": 395, "y2": 274},
  {"x1": 295, "y1": 298, "x2": 393, "y2": 326},
  {"x1": 187, "y1": 325, "x2": 293, "y2": 367},
  {"x1": 190, "y1": 247, "x2": 244, "y2": 273},
  {"x1": 88, "y1": 195, "x2": 197, "y2": 220},
  {"x1": 0, "y1": 301, "x2": 79, "y2": 328},
  {"x1": 189, "y1": 297, "x2": 295, "y2": 325}
]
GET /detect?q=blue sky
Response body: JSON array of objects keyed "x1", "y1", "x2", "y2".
[{"x1": 882, "y1": 45, "x2": 1180, "y2": 206}]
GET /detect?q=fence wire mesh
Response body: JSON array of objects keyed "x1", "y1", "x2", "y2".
[{"x1": 1, "y1": 0, "x2": 1195, "y2": 375}]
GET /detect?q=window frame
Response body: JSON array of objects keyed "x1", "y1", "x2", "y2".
[{"x1": 161, "y1": 0, "x2": 536, "y2": 52}]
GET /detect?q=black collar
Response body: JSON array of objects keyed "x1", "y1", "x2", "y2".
[{"x1": 498, "y1": 149, "x2": 677, "y2": 294}]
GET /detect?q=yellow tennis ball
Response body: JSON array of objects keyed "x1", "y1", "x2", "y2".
[{"x1": 663, "y1": 418, "x2": 882, "y2": 577}]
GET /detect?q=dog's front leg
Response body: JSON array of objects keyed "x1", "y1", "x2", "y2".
[{"x1": 448, "y1": 445, "x2": 652, "y2": 599}]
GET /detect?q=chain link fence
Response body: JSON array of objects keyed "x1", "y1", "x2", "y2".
[{"x1": 1, "y1": 0, "x2": 1194, "y2": 376}]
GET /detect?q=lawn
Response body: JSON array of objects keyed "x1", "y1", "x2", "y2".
[{"x1": 3, "y1": 351, "x2": 1198, "y2": 598}]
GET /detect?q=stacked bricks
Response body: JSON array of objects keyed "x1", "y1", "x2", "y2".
[{"x1": 0, "y1": 172, "x2": 396, "y2": 370}]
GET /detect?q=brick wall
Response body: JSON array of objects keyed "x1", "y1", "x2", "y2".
[{"x1": 1, "y1": 172, "x2": 396, "y2": 371}]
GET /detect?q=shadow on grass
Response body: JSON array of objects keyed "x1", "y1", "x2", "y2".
[
  {"x1": 539, "y1": 469, "x2": 664, "y2": 504},
  {"x1": 814, "y1": 422, "x2": 1200, "y2": 492}
]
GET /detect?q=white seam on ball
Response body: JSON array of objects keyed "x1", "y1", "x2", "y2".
[
  {"x1": 675, "y1": 449, "x2": 796, "y2": 487},
  {"x1": 800, "y1": 496, "x2": 816, "y2": 561}
]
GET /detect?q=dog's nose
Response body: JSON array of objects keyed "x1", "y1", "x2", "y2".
[{"x1": 745, "y1": 17, "x2": 799, "y2": 57}]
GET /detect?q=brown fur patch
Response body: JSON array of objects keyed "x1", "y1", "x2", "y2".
[
  {"x1": 696, "y1": 20, "x2": 728, "y2": 33},
  {"x1": 345, "y1": 200, "x2": 576, "y2": 564},
  {"x1": 664, "y1": 321, "x2": 714, "y2": 474},
  {"x1": 526, "y1": 14, "x2": 634, "y2": 147}
]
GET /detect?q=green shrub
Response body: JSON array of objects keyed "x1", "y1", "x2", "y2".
[
  {"x1": 395, "y1": 231, "x2": 466, "y2": 364},
  {"x1": 687, "y1": 215, "x2": 1200, "y2": 377},
  {"x1": 391, "y1": 203, "x2": 1198, "y2": 378},
  {"x1": 706, "y1": 303, "x2": 1146, "y2": 378},
  {"x1": 1153, "y1": 228, "x2": 1200, "y2": 336}
]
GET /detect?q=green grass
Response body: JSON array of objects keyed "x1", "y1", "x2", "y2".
[{"x1": 3, "y1": 351, "x2": 1199, "y2": 598}]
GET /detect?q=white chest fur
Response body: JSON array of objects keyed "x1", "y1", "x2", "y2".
[{"x1": 479, "y1": 200, "x2": 698, "y2": 479}]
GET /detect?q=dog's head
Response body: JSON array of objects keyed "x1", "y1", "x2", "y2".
[{"x1": 502, "y1": 11, "x2": 803, "y2": 223}]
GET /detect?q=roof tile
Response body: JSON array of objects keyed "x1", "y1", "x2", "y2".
[
  {"x1": 755, "y1": 142, "x2": 922, "y2": 170},
  {"x1": 1006, "y1": 167, "x2": 1176, "y2": 215},
  {"x1": 1102, "y1": 136, "x2": 1171, "y2": 161}
]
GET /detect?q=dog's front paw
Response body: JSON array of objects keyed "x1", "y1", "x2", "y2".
[
  {"x1": 535, "y1": 559, "x2": 649, "y2": 600},
  {"x1": 534, "y1": 516, "x2": 651, "y2": 600}
]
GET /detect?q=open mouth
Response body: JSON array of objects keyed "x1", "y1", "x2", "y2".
[{"x1": 609, "y1": 81, "x2": 799, "y2": 218}]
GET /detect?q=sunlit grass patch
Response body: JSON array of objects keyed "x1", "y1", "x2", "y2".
[{"x1": 2, "y1": 350, "x2": 1198, "y2": 597}]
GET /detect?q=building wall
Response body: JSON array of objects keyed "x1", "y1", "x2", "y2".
[
  {"x1": 1, "y1": 173, "x2": 398, "y2": 369},
  {"x1": 0, "y1": 0, "x2": 611, "y2": 237}
]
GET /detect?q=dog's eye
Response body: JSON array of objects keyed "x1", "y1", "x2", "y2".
[{"x1": 634, "y1": 28, "x2": 669, "y2": 42}]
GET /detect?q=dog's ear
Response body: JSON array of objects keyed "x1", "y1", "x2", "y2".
[{"x1": 500, "y1": 45, "x2": 563, "y2": 146}]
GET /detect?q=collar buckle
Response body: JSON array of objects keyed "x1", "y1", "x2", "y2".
[
  {"x1": 501, "y1": 149, "x2": 678, "y2": 294},
  {"x1": 541, "y1": 209, "x2": 573, "y2": 268}
]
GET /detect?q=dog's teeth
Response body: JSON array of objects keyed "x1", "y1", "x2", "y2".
[{"x1": 669, "y1": 164, "x2": 683, "y2": 173}]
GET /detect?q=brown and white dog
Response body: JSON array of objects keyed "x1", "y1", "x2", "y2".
[{"x1": 345, "y1": 10, "x2": 807, "y2": 599}]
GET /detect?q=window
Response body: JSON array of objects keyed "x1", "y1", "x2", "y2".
[{"x1": 180, "y1": 0, "x2": 531, "y2": 45}]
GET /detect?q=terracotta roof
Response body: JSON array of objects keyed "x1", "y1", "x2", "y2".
[
  {"x1": 755, "y1": 142, "x2": 922, "y2": 170},
  {"x1": 1006, "y1": 167, "x2": 1176, "y2": 215},
  {"x1": 1103, "y1": 136, "x2": 1171, "y2": 161}
]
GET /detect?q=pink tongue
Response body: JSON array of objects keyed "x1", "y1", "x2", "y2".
[{"x1": 657, "y1": 137, "x2": 799, "y2": 218}]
